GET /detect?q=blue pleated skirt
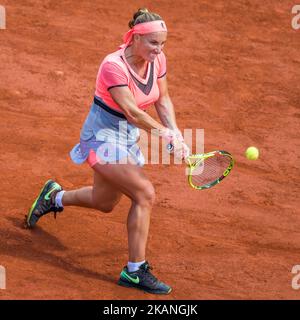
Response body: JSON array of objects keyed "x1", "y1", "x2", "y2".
[{"x1": 70, "y1": 98, "x2": 145, "y2": 166}]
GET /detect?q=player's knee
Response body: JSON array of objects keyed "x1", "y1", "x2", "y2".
[{"x1": 135, "y1": 182, "x2": 156, "y2": 207}]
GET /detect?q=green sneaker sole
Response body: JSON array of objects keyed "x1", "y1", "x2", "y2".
[{"x1": 118, "y1": 278, "x2": 172, "y2": 295}]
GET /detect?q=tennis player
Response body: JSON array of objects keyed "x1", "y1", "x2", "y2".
[{"x1": 25, "y1": 8, "x2": 189, "y2": 295}]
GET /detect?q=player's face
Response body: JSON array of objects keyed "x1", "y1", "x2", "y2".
[{"x1": 137, "y1": 32, "x2": 167, "y2": 62}]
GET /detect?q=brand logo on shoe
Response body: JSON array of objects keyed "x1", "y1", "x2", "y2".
[
  {"x1": 121, "y1": 271, "x2": 140, "y2": 284},
  {"x1": 44, "y1": 185, "x2": 59, "y2": 200}
]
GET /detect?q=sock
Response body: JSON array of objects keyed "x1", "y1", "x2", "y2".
[
  {"x1": 127, "y1": 260, "x2": 145, "y2": 273},
  {"x1": 55, "y1": 190, "x2": 65, "y2": 208}
]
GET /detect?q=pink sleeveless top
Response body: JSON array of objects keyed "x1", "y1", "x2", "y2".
[{"x1": 95, "y1": 47, "x2": 167, "y2": 112}]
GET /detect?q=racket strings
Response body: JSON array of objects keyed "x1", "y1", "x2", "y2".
[{"x1": 190, "y1": 154, "x2": 231, "y2": 187}]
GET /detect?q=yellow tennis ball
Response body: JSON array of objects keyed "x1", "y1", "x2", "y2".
[{"x1": 245, "y1": 146, "x2": 259, "y2": 160}]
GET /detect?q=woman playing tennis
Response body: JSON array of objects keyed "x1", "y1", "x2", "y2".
[{"x1": 25, "y1": 8, "x2": 189, "y2": 295}]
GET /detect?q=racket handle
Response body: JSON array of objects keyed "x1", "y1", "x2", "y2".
[
  {"x1": 167, "y1": 143, "x2": 174, "y2": 153},
  {"x1": 167, "y1": 142, "x2": 190, "y2": 160}
]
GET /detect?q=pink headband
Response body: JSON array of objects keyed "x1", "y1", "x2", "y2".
[{"x1": 122, "y1": 20, "x2": 168, "y2": 47}]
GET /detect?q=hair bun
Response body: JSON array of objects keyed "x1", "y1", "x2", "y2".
[
  {"x1": 128, "y1": 8, "x2": 162, "y2": 28},
  {"x1": 138, "y1": 8, "x2": 149, "y2": 14}
]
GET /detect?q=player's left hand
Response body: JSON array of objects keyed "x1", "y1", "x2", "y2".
[{"x1": 167, "y1": 129, "x2": 190, "y2": 160}]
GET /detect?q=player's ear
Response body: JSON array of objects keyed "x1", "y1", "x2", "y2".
[{"x1": 133, "y1": 34, "x2": 141, "y2": 43}]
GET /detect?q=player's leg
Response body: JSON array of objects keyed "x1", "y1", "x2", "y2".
[
  {"x1": 91, "y1": 161, "x2": 171, "y2": 294},
  {"x1": 61, "y1": 170, "x2": 122, "y2": 213},
  {"x1": 92, "y1": 161, "x2": 154, "y2": 262},
  {"x1": 26, "y1": 160, "x2": 153, "y2": 259},
  {"x1": 25, "y1": 171, "x2": 122, "y2": 228}
]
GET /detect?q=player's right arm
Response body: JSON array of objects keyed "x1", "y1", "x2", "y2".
[
  {"x1": 109, "y1": 86, "x2": 167, "y2": 135},
  {"x1": 110, "y1": 86, "x2": 188, "y2": 159}
]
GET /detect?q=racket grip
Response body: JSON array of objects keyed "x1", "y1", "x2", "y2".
[{"x1": 166, "y1": 143, "x2": 174, "y2": 153}]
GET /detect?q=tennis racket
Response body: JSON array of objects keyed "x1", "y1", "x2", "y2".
[{"x1": 167, "y1": 144, "x2": 234, "y2": 190}]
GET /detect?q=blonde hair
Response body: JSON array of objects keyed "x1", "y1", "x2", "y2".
[{"x1": 128, "y1": 8, "x2": 162, "y2": 28}]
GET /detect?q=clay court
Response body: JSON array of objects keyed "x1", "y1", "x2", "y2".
[{"x1": 0, "y1": 0, "x2": 299, "y2": 299}]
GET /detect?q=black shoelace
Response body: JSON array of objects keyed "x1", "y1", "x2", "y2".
[
  {"x1": 37, "y1": 195, "x2": 61, "y2": 218},
  {"x1": 140, "y1": 263, "x2": 159, "y2": 285}
]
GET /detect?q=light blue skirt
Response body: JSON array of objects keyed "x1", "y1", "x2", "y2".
[{"x1": 70, "y1": 98, "x2": 145, "y2": 166}]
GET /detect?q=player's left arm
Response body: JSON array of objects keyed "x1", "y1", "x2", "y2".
[
  {"x1": 154, "y1": 76, "x2": 179, "y2": 131},
  {"x1": 155, "y1": 75, "x2": 190, "y2": 159}
]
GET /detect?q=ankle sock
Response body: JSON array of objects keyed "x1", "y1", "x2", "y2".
[
  {"x1": 55, "y1": 190, "x2": 65, "y2": 208},
  {"x1": 127, "y1": 260, "x2": 145, "y2": 273}
]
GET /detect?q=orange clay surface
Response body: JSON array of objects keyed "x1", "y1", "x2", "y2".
[{"x1": 0, "y1": 0, "x2": 299, "y2": 299}]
